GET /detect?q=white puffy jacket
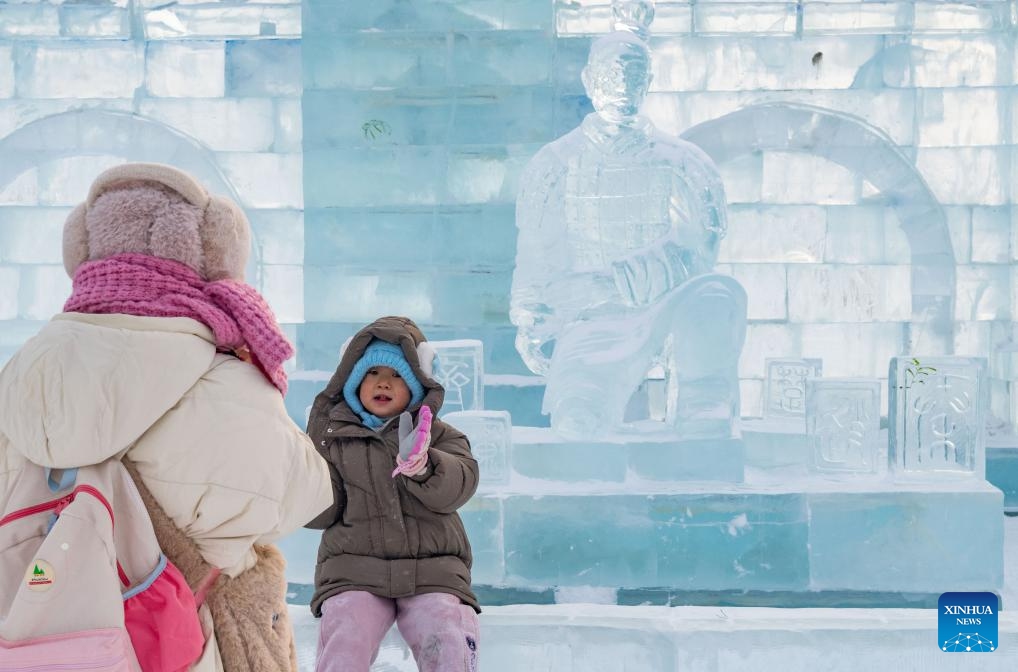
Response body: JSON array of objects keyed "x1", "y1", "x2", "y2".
[{"x1": 0, "y1": 311, "x2": 332, "y2": 578}]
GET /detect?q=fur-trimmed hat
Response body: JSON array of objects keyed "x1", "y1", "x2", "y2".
[
  {"x1": 63, "y1": 163, "x2": 251, "y2": 281},
  {"x1": 342, "y1": 340, "x2": 426, "y2": 428}
]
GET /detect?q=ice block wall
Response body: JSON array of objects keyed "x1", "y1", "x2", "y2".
[
  {"x1": 300, "y1": 0, "x2": 1018, "y2": 426},
  {"x1": 0, "y1": 1, "x2": 1015, "y2": 430},
  {"x1": 0, "y1": 0, "x2": 304, "y2": 363}
]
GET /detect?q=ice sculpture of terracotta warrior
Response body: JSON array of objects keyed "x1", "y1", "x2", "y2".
[{"x1": 511, "y1": 0, "x2": 747, "y2": 440}]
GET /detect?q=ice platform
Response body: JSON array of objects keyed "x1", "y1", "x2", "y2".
[
  {"x1": 282, "y1": 470, "x2": 1003, "y2": 610},
  {"x1": 458, "y1": 471, "x2": 1002, "y2": 607},
  {"x1": 511, "y1": 426, "x2": 745, "y2": 484},
  {"x1": 290, "y1": 604, "x2": 1018, "y2": 671}
]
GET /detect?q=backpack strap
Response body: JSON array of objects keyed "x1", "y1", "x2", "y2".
[
  {"x1": 121, "y1": 459, "x2": 220, "y2": 602},
  {"x1": 193, "y1": 567, "x2": 221, "y2": 608},
  {"x1": 44, "y1": 467, "x2": 78, "y2": 493}
]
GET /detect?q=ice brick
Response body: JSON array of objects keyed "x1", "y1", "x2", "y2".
[
  {"x1": 484, "y1": 375, "x2": 547, "y2": 427},
  {"x1": 18, "y1": 265, "x2": 69, "y2": 320},
  {"x1": 459, "y1": 496, "x2": 504, "y2": 586},
  {"x1": 720, "y1": 205, "x2": 826, "y2": 263},
  {"x1": 142, "y1": 5, "x2": 300, "y2": 39},
  {"x1": 145, "y1": 41, "x2": 225, "y2": 98},
  {"x1": 249, "y1": 209, "x2": 303, "y2": 265},
  {"x1": 303, "y1": 147, "x2": 445, "y2": 209},
  {"x1": 738, "y1": 323, "x2": 803, "y2": 379},
  {"x1": 138, "y1": 99, "x2": 275, "y2": 153},
  {"x1": 955, "y1": 265, "x2": 1010, "y2": 321},
  {"x1": 739, "y1": 378, "x2": 763, "y2": 419},
  {"x1": 37, "y1": 156, "x2": 125, "y2": 207},
  {"x1": 944, "y1": 205, "x2": 972, "y2": 263},
  {"x1": 701, "y1": 37, "x2": 883, "y2": 91},
  {"x1": 260, "y1": 265, "x2": 302, "y2": 323},
  {"x1": 786, "y1": 265, "x2": 911, "y2": 323},
  {"x1": 443, "y1": 410, "x2": 511, "y2": 488},
  {"x1": 802, "y1": 2, "x2": 913, "y2": 33},
  {"x1": 808, "y1": 486, "x2": 1002, "y2": 592},
  {"x1": 914, "y1": 1, "x2": 1007, "y2": 32},
  {"x1": 275, "y1": 99, "x2": 302, "y2": 152},
  {"x1": 17, "y1": 43, "x2": 143, "y2": 99},
  {"x1": 764, "y1": 358, "x2": 822, "y2": 420},
  {"x1": 917, "y1": 147, "x2": 1007, "y2": 205},
  {"x1": 807, "y1": 378, "x2": 881, "y2": 474},
  {"x1": 510, "y1": 428, "x2": 626, "y2": 483},
  {"x1": 911, "y1": 35, "x2": 1009, "y2": 88},
  {"x1": 888, "y1": 355, "x2": 988, "y2": 477},
  {"x1": 303, "y1": 33, "x2": 448, "y2": 90},
  {"x1": 430, "y1": 340, "x2": 485, "y2": 414},
  {"x1": 0, "y1": 45, "x2": 14, "y2": 99},
  {"x1": 715, "y1": 263, "x2": 786, "y2": 320},
  {"x1": 226, "y1": 39, "x2": 301, "y2": 97},
  {"x1": 761, "y1": 153, "x2": 858, "y2": 206},
  {"x1": 302, "y1": 268, "x2": 434, "y2": 323},
  {"x1": 694, "y1": 4, "x2": 796, "y2": 35},
  {"x1": 275, "y1": 528, "x2": 320, "y2": 586},
  {"x1": 59, "y1": 4, "x2": 129, "y2": 38},
  {"x1": 801, "y1": 323, "x2": 905, "y2": 378},
  {"x1": 510, "y1": 427, "x2": 744, "y2": 484},
  {"x1": 824, "y1": 206, "x2": 907, "y2": 264},
  {"x1": 218, "y1": 152, "x2": 301, "y2": 208},
  {"x1": 987, "y1": 445, "x2": 1018, "y2": 513},
  {"x1": 918, "y1": 88, "x2": 1001, "y2": 147},
  {"x1": 0, "y1": 4, "x2": 60, "y2": 38},
  {"x1": 451, "y1": 32, "x2": 551, "y2": 87},
  {"x1": 971, "y1": 207, "x2": 1009, "y2": 264},
  {"x1": 502, "y1": 493, "x2": 808, "y2": 591},
  {"x1": 742, "y1": 417, "x2": 809, "y2": 468},
  {"x1": 0, "y1": 207, "x2": 67, "y2": 264},
  {"x1": 0, "y1": 267, "x2": 19, "y2": 320}
]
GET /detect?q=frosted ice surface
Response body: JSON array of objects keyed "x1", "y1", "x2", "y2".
[
  {"x1": 260, "y1": 265, "x2": 303, "y2": 323},
  {"x1": 511, "y1": 19, "x2": 744, "y2": 441},
  {"x1": 137, "y1": 99, "x2": 276, "y2": 153},
  {"x1": 0, "y1": 268, "x2": 19, "y2": 321},
  {"x1": 17, "y1": 266, "x2": 70, "y2": 321},
  {"x1": 807, "y1": 378, "x2": 881, "y2": 474},
  {"x1": 226, "y1": 40, "x2": 301, "y2": 97},
  {"x1": 430, "y1": 340, "x2": 485, "y2": 414},
  {"x1": 888, "y1": 356, "x2": 988, "y2": 477},
  {"x1": 145, "y1": 42, "x2": 226, "y2": 99},
  {"x1": 443, "y1": 410, "x2": 511, "y2": 488},
  {"x1": 17, "y1": 43, "x2": 143, "y2": 99},
  {"x1": 764, "y1": 358, "x2": 822, "y2": 420}
]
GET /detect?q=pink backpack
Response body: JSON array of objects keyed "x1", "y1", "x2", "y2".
[{"x1": 0, "y1": 459, "x2": 205, "y2": 671}]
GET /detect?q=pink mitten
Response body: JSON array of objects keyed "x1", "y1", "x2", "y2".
[{"x1": 392, "y1": 406, "x2": 433, "y2": 478}]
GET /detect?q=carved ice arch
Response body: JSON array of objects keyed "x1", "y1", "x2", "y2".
[
  {"x1": 681, "y1": 102, "x2": 955, "y2": 355},
  {"x1": 0, "y1": 108, "x2": 261, "y2": 280}
]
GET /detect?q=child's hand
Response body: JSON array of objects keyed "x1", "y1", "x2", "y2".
[
  {"x1": 392, "y1": 407, "x2": 433, "y2": 478},
  {"x1": 395, "y1": 450, "x2": 429, "y2": 477}
]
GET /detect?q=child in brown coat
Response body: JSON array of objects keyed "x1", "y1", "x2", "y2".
[{"x1": 306, "y1": 316, "x2": 480, "y2": 672}]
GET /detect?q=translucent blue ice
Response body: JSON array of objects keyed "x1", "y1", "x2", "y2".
[
  {"x1": 806, "y1": 378, "x2": 881, "y2": 474},
  {"x1": 888, "y1": 356, "x2": 988, "y2": 477},
  {"x1": 511, "y1": 22, "x2": 745, "y2": 440}
]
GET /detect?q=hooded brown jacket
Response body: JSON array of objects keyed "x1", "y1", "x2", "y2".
[{"x1": 306, "y1": 316, "x2": 480, "y2": 615}]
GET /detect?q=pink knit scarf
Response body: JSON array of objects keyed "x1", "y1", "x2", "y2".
[{"x1": 64, "y1": 253, "x2": 292, "y2": 395}]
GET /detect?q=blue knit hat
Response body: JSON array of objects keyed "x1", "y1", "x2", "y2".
[{"x1": 342, "y1": 340, "x2": 425, "y2": 428}]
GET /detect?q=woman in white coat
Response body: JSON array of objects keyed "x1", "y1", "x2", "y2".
[{"x1": 0, "y1": 163, "x2": 332, "y2": 670}]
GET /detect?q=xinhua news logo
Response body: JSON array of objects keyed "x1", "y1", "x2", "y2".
[{"x1": 939, "y1": 592, "x2": 998, "y2": 652}]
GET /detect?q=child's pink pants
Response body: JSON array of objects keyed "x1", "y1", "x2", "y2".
[{"x1": 316, "y1": 591, "x2": 479, "y2": 672}]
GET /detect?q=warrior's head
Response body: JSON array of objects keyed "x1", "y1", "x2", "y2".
[{"x1": 581, "y1": 31, "x2": 652, "y2": 125}]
